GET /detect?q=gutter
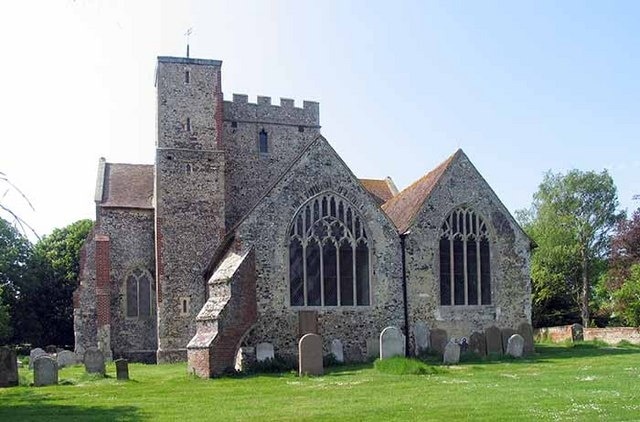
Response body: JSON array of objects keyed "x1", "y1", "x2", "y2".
[{"x1": 400, "y1": 231, "x2": 410, "y2": 357}]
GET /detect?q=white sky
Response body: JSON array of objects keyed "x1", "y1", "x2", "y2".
[{"x1": 0, "y1": 1, "x2": 638, "y2": 239}]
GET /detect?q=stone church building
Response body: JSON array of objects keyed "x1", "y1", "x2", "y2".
[{"x1": 74, "y1": 55, "x2": 532, "y2": 376}]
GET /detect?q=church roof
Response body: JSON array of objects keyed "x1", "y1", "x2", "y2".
[
  {"x1": 100, "y1": 163, "x2": 154, "y2": 209},
  {"x1": 381, "y1": 149, "x2": 461, "y2": 234},
  {"x1": 359, "y1": 178, "x2": 398, "y2": 205}
]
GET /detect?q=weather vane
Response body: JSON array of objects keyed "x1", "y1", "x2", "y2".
[{"x1": 185, "y1": 27, "x2": 193, "y2": 58}]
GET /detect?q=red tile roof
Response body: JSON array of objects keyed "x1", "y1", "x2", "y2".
[
  {"x1": 360, "y1": 178, "x2": 396, "y2": 205},
  {"x1": 381, "y1": 150, "x2": 460, "y2": 234},
  {"x1": 100, "y1": 163, "x2": 154, "y2": 209}
]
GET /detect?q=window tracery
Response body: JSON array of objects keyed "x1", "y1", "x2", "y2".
[{"x1": 126, "y1": 268, "x2": 154, "y2": 318}]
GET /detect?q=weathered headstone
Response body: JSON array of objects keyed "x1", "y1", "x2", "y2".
[
  {"x1": 443, "y1": 341, "x2": 461, "y2": 365},
  {"x1": 517, "y1": 322, "x2": 535, "y2": 355},
  {"x1": 506, "y1": 334, "x2": 525, "y2": 358},
  {"x1": 29, "y1": 348, "x2": 46, "y2": 369},
  {"x1": 234, "y1": 347, "x2": 256, "y2": 372},
  {"x1": 45, "y1": 345, "x2": 57, "y2": 354},
  {"x1": 256, "y1": 342, "x2": 275, "y2": 362},
  {"x1": 298, "y1": 333, "x2": 323, "y2": 376},
  {"x1": 485, "y1": 326, "x2": 502, "y2": 355},
  {"x1": 34, "y1": 356, "x2": 58, "y2": 386},
  {"x1": 0, "y1": 346, "x2": 18, "y2": 387},
  {"x1": 380, "y1": 326, "x2": 405, "y2": 359},
  {"x1": 571, "y1": 323, "x2": 584, "y2": 342},
  {"x1": 56, "y1": 350, "x2": 78, "y2": 368},
  {"x1": 115, "y1": 359, "x2": 129, "y2": 380},
  {"x1": 366, "y1": 338, "x2": 380, "y2": 359},
  {"x1": 330, "y1": 339, "x2": 344, "y2": 363},
  {"x1": 430, "y1": 328, "x2": 448, "y2": 355},
  {"x1": 413, "y1": 321, "x2": 430, "y2": 355},
  {"x1": 501, "y1": 328, "x2": 517, "y2": 353},
  {"x1": 469, "y1": 331, "x2": 487, "y2": 357},
  {"x1": 84, "y1": 348, "x2": 106, "y2": 375}
]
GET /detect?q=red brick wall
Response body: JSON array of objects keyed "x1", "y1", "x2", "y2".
[{"x1": 584, "y1": 327, "x2": 640, "y2": 345}]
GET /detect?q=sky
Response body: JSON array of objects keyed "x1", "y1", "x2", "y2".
[{"x1": 0, "y1": 0, "x2": 638, "y2": 240}]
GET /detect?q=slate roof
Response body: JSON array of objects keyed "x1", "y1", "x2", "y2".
[
  {"x1": 359, "y1": 178, "x2": 396, "y2": 205},
  {"x1": 100, "y1": 163, "x2": 154, "y2": 209},
  {"x1": 381, "y1": 149, "x2": 461, "y2": 234}
]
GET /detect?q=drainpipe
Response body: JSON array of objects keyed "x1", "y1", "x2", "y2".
[{"x1": 400, "y1": 231, "x2": 409, "y2": 357}]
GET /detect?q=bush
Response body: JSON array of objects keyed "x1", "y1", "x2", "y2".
[{"x1": 244, "y1": 354, "x2": 296, "y2": 374}]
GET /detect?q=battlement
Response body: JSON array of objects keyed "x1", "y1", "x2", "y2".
[{"x1": 223, "y1": 93, "x2": 319, "y2": 127}]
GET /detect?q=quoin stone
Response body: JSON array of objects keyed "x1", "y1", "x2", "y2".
[
  {"x1": 485, "y1": 326, "x2": 502, "y2": 355},
  {"x1": 115, "y1": 359, "x2": 129, "y2": 380},
  {"x1": 469, "y1": 332, "x2": 487, "y2": 357},
  {"x1": 430, "y1": 329, "x2": 448, "y2": 355},
  {"x1": 330, "y1": 339, "x2": 344, "y2": 363},
  {"x1": 56, "y1": 350, "x2": 78, "y2": 368},
  {"x1": 506, "y1": 334, "x2": 525, "y2": 358},
  {"x1": 443, "y1": 341, "x2": 461, "y2": 364},
  {"x1": 34, "y1": 356, "x2": 58, "y2": 387},
  {"x1": 380, "y1": 326, "x2": 405, "y2": 359},
  {"x1": 256, "y1": 343, "x2": 274, "y2": 362},
  {"x1": 501, "y1": 328, "x2": 517, "y2": 353},
  {"x1": 0, "y1": 346, "x2": 19, "y2": 388},
  {"x1": 517, "y1": 322, "x2": 535, "y2": 355},
  {"x1": 84, "y1": 348, "x2": 106, "y2": 375},
  {"x1": 413, "y1": 321, "x2": 430, "y2": 355},
  {"x1": 29, "y1": 348, "x2": 46, "y2": 369},
  {"x1": 298, "y1": 333, "x2": 323, "y2": 376}
]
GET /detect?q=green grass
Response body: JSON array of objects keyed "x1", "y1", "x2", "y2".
[{"x1": 2, "y1": 342, "x2": 640, "y2": 421}]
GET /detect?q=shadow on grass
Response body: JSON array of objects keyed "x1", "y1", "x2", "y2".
[{"x1": 0, "y1": 389, "x2": 142, "y2": 421}]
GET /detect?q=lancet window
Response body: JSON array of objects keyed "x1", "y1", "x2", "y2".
[{"x1": 126, "y1": 268, "x2": 154, "y2": 318}]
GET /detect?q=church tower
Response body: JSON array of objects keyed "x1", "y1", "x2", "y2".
[{"x1": 154, "y1": 56, "x2": 226, "y2": 362}]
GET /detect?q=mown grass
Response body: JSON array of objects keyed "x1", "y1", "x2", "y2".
[{"x1": 2, "y1": 342, "x2": 640, "y2": 421}]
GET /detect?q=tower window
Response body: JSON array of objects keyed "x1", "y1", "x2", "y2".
[
  {"x1": 298, "y1": 126, "x2": 304, "y2": 133},
  {"x1": 231, "y1": 121, "x2": 238, "y2": 128},
  {"x1": 185, "y1": 163, "x2": 193, "y2": 174},
  {"x1": 259, "y1": 129, "x2": 268, "y2": 153},
  {"x1": 126, "y1": 268, "x2": 154, "y2": 318},
  {"x1": 185, "y1": 70, "x2": 190, "y2": 84},
  {"x1": 186, "y1": 117, "x2": 191, "y2": 132}
]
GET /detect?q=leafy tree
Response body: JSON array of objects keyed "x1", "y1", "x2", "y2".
[
  {"x1": 613, "y1": 264, "x2": 640, "y2": 326},
  {"x1": 607, "y1": 208, "x2": 640, "y2": 290},
  {"x1": 519, "y1": 170, "x2": 621, "y2": 327}
]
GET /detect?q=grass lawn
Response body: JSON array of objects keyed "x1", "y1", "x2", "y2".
[{"x1": 2, "y1": 342, "x2": 640, "y2": 421}]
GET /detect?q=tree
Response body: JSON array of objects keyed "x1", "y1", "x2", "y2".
[
  {"x1": 519, "y1": 170, "x2": 621, "y2": 327},
  {"x1": 607, "y1": 208, "x2": 640, "y2": 290},
  {"x1": 613, "y1": 264, "x2": 640, "y2": 326}
]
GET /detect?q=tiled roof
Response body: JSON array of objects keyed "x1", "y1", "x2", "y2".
[
  {"x1": 100, "y1": 163, "x2": 154, "y2": 209},
  {"x1": 381, "y1": 150, "x2": 460, "y2": 234},
  {"x1": 360, "y1": 178, "x2": 396, "y2": 205}
]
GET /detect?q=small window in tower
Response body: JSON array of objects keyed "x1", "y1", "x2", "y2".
[
  {"x1": 231, "y1": 121, "x2": 238, "y2": 128},
  {"x1": 259, "y1": 129, "x2": 269, "y2": 154},
  {"x1": 298, "y1": 126, "x2": 304, "y2": 133},
  {"x1": 185, "y1": 163, "x2": 192, "y2": 174},
  {"x1": 180, "y1": 297, "x2": 190, "y2": 316},
  {"x1": 186, "y1": 117, "x2": 191, "y2": 132},
  {"x1": 185, "y1": 70, "x2": 190, "y2": 84}
]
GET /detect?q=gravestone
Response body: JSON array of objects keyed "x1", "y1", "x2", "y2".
[
  {"x1": 366, "y1": 338, "x2": 380, "y2": 359},
  {"x1": 34, "y1": 356, "x2": 58, "y2": 386},
  {"x1": 517, "y1": 322, "x2": 535, "y2": 355},
  {"x1": 380, "y1": 326, "x2": 405, "y2": 359},
  {"x1": 443, "y1": 341, "x2": 461, "y2": 364},
  {"x1": 501, "y1": 328, "x2": 517, "y2": 353},
  {"x1": 256, "y1": 343, "x2": 275, "y2": 362},
  {"x1": 234, "y1": 347, "x2": 256, "y2": 372},
  {"x1": 84, "y1": 348, "x2": 106, "y2": 375},
  {"x1": 298, "y1": 311, "x2": 318, "y2": 336},
  {"x1": 413, "y1": 321, "x2": 430, "y2": 355},
  {"x1": 571, "y1": 323, "x2": 584, "y2": 342},
  {"x1": 56, "y1": 350, "x2": 78, "y2": 368},
  {"x1": 115, "y1": 359, "x2": 129, "y2": 380},
  {"x1": 430, "y1": 329, "x2": 448, "y2": 355},
  {"x1": 485, "y1": 326, "x2": 502, "y2": 355},
  {"x1": 298, "y1": 333, "x2": 323, "y2": 376},
  {"x1": 29, "y1": 348, "x2": 46, "y2": 369},
  {"x1": 469, "y1": 332, "x2": 487, "y2": 357},
  {"x1": 45, "y1": 345, "x2": 57, "y2": 354},
  {"x1": 506, "y1": 334, "x2": 525, "y2": 358},
  {"x1": 0, "y1": 346, "x2": 18, "y2": 387},
  {"x1": 330, "y1": 339, "x2": 344, "y2": 363}
]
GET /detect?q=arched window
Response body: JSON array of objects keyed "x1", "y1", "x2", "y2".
[
  {"x1": 439, "y1": 207, "x2": 491, "y2": 306},
  {"x1": 289, "y1": 193, "x2": 370, "y2": 307},
  {"x1": 126, "y1": 268, "x2": 154, "y2": 318},
  {"x1": 259, "y1": 129, "x2": 268, "y2": 153}
]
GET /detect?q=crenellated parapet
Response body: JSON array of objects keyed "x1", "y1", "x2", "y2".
[{"x1": 223, "y1": 94, "x2": 319, "y2": 127}]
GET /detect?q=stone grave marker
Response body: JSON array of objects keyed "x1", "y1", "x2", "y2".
[
  {"x1": 234, "y1": 347, "x2": 256, "y2": 372},
  {"x1": 571, "y1": 323, "x2": 584, "y2": 342},
  {"x1": 84, "y1": 348, "x2": 106, "y2": 375},
  {"x1": 501, "y1": 328, "x2": 517, "y2": 353},
  {"x1": 256, "y1": 342, "x2": 274, "y2": 362},
  {"x1": 330, "y1": 339, "x2": 344, "y2": 363},
  {"x1": 443, "y1": 341, "x2": 461, "y2": 365},
  {"x1": 298, "y1": 333, "x2": 323, "y2": 376},
  {"x1": 517, "y1": 322, "x2": 535, "y2": 355},
  {"x1": 413, "y1": 321, "x2": 430, "y2": 355},
  {"x1": 380, "y1": 326, "x2": 405, "y2": 359},
  {"x1": 45, "y1": 345, "x2": 57, "y2": 354},
  {"x1": 115, "y1": 359, "x2": 129, "y2": 380},
  {"x1": 29, "y1": 348, "x2": 46, "y2": 369},
  {"x1": 430, "y1": 328, "x2": 448, "y2": 355},
  {"x1": 485, "y1": 326, "x2": 502, "y2": 355},
  {"x1": 34, "y1": 356, "x2": 58, "y2": 386},
  {"x1": 506, "y1": 334, "x2": 525, "y2": 358},
  {"x1": 469, "y1": 332, "x2": 487, "y2": 357},
  {"x1": 0, "y1": 346, "x2": 18, "y2": 388},
  {"x1": 366, "y1": 338, "x2": 380, "y2": 359},
  {"x1": 56, "y1": 350, "x2": 78, "y2": 368}
]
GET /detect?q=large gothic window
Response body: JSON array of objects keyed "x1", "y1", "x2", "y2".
[
  {"x1": 126, "y1": 268, "x2": 154, "y2": 318},
  {"x1": 439, "y1": 207, "x2": 491, "y2": 306},
  {"x1": 289, "y1": 193, "x2": 371, "y2": 307}
]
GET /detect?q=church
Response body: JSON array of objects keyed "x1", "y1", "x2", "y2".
[{"x1": 74, "y1": 55, "x2": 532, "y2": 377}]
